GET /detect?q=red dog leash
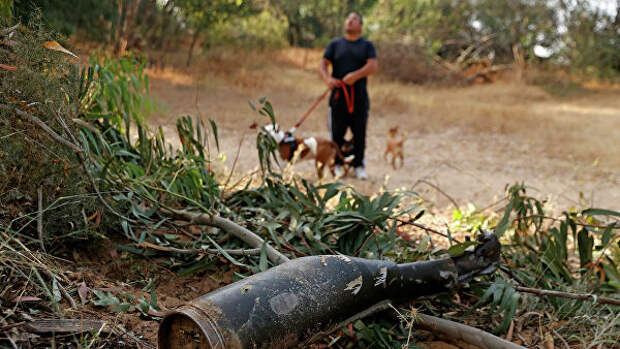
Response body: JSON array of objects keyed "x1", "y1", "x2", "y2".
[
  {"x1": 287, "y1": 81, "x2": 355, "y2": 134},
  {"x1": 335, "y1": 81, "x2": 355, "y2": 114}
]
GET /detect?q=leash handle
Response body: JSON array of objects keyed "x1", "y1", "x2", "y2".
[
  {"x1": 336, "y1": 81, "x2": 355, "y2": 114},
  {"x1": 287, "y1": 81, "x2": 355, "y2": 135},
  {"x1": 289, "y1": 86, "x2": 331, "y2": 134}
]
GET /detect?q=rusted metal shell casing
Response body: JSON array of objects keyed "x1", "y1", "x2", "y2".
[{"x1": 158, "y1": 255, "x2": 459, "y2": 349}]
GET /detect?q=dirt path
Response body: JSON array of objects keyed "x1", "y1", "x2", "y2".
[{"x1": 147, "y1": 50, "x2": 620, "y2": 212}]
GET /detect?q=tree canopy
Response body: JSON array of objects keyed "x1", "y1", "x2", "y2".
[{"x1": 8, "y1": 0, "x2": 619, "y2": 79}]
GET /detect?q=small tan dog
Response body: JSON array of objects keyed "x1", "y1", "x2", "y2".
[
  {"x1": 384, "y1": 126, "x2": 407, "y2": 169},
  {"x1": 263, "y1": 124, "x2": 343, "y2": 179}
]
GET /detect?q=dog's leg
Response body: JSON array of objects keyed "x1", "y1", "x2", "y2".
[
  {"x1": 391, "y1": 153, "x2": 397, "y2": 170},
  {"x1": 316, "y1": 160, "x2": 325, "y2": 180},
  {"x1": 398, "y1": 152, "x2": 404, "y2": 169}
]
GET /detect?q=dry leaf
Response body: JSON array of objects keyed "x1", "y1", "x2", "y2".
[
  {"x1": 13, "y1": 296, "x2": 42, "y2": 303},
  {"x1": 87, "y1": 210, "x2": 101, "y2": 227},
  {"x1": 543, "y1": 332, "x2": 554, "y2": 349},
  {"x1": 0, "y1": 63, "x2": 17, "y2": 71},
  {"x1": 78, "y1": 282, "x2": 89, "y2": 304},
  {"x1": 43, "y1": 41, "x2": 78, "y2": 59}
]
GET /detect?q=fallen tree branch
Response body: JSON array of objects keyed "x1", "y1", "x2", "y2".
[
  {"x1": 37, "y1": 186, "x2": 45, "y2": 252},
  {"x1": 0, "y1": 24, "x2": 20, "y2": 36},
  {"x1": 513, "y1": 286, "x2": 620, "y2": 306},
  {"x1": 396, "y1": 218, "x2": 459, "y2": 242},
  {"x1": 137, "y1": 241, "x2": 261, "y2": 256},
  {"x1": 13, "y1": 108, "x2": 83, "y2": 153},
  {"x1": 514, "y1": 214, "x2": 615, "y2": 229},
  {"x1": 56, "y1": 115, "x2": 136, "y2": 224},
  {"x1": 169, "y1": 209, "x2": 290, "y2": 265},
  {"x1": 416, "y1": 313, "x2": 525, "y2": 349},
  {"x1": 3, "y1": 104, "x2": 133, "y2": 223}
]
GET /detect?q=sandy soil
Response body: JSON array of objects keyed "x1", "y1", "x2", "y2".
[{"x1": 147, "y1": 49, "x2": 620, "y2": 213}]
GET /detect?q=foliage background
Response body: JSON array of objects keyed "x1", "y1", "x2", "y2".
[{"x1": 7, "y1": 0, "x2": 620, "y2": 81}]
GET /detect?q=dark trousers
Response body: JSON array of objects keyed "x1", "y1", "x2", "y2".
[{"x1": 328, "y1": 103, "x2": 368, "y2": 168}]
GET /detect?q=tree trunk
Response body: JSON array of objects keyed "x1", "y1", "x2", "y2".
[{"x1": 186, "y1": 29, "x2": 200, "y2": 67}]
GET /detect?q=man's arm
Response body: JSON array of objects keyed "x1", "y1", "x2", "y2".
[
  {"x1": 319, "y1": 58, "x2": 340, "y2": 89},
  {"x1": 342, "y1": 58, "x2": 378, "y2": 86}
]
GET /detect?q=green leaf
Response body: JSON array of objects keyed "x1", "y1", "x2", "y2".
[
  {"x1": 577, "y1": 229, "x2": 594, "y2": 268},
  {"x1": 600, "y1": 223, "x2": 616, "y2": 249},
  {"x1": 495, "y1": 199, "x2": 514, "y2": 237},
  {"x1": 204, "y1": 235, "x2": 249, "y2": 268},
  {"x1": 582, "y1": 208, "x2": 620, "y2": 218},
  {"x1": 259, "y1": 243, "x2": 268, "y2": 272},
  {"x1": 92, "y1": 290, "x2": 120, "y2": 307},
  {"x1": 112, "y1": 302, "x2": 132, "y2": 312},
  {"x1": 163, "y1": 233, "x2": 178, "y2": 241},
  {"x1": 209, "y1": 118, "x2": 220, "y2": 152},
  {"x1": 445, "y1": 241, "x2": 478, "y2": 256}
]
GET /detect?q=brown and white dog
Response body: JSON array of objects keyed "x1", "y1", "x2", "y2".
[
  {"x1": 263, "y1": 124, "x2": 344, "y2": 179},
  {"x1": 384, "y1": 126, "x2": 407, "y2": 169}
]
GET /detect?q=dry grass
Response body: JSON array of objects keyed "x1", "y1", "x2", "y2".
[{"x1": 146, "y1": 47, "x2": 620, "y2": 211}]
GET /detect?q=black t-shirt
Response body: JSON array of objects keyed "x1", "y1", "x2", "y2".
[{"x1": 323, "y1": 37, "x2": 377, "y2": 110}]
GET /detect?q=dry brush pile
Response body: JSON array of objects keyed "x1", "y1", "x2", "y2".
[{"x1": 1, "y1": 22, "x2": 620, "y2": 348}]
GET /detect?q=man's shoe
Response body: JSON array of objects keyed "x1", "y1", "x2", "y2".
[
  {"x1": 334, "y1": 165, "x2": 344, "y2": 178},
  {"x1": 355, "y1": 167, "x2": 368, "y2": 180}
]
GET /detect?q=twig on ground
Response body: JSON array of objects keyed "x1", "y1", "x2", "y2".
[
  {"x1": 169, "y1": 209, "x2": 290, "y2": 265},
  {"x1": 41, "y1": 269, "x2": 77, "y2": 310},
  {"x1": 137, "y1": 241, "x2": 261, "y2": 256},
  {"x1": 499, "y1": 264, "x2": 529, "y2": 288},
  {"x1": 478, "y1": 197, "x2": 508, "y2": 213},
  {"x1": 552, "y1": 328, "x2": 570, "y2": 349},
  {"x1": 0, "y1": 322, "x2": 26, "y2": 332},
  {"x1": 0, "y1": 23, "x2": 20, "y2": 36},
  {"x1": 3, "y1": 334, "x2": 18, "y2": 349},
  {"x1": 396, "y1": 218, "x2": 461, "y2": 243},
  {"x1": 514, "y1": 214, "x2": 613, "y2": 229},
  {"x1": 13, "y1": 108, "x2": 83, "y2": 153},
  {"x1": 55, "y1": 114, "x2": 136, "y2": 223},
  {"x1": 223, "y1": 130, "x2": 248, "y2": 189},
  {"x1": 412, "y1": 179, "x2": 460, "y2": 209},
  {"x1": 305, "y1": 300, "x2": 393, "y2": 344},
  {"x1": 225, "y1": 169, "x2": 260, "y2": 194},
  {"x1": 513, "y1": 286, "x2": 620, "y2": 306},
  {"x1": 37, "y1": 186, "x2": 45, "y2": 252},
  {"x1": 416, "y1": 313, "x2": 525, "y2": 349},
  {"x1": 505, "y1": 320, "x2": 515, "y2": 342}
]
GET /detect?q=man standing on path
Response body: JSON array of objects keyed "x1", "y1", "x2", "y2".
[{"x1": 319, "y1": 12, "x2": 378, "y2": 180}]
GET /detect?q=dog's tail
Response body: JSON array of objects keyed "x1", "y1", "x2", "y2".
[
  {"x1": 332, "y1": 141, "x2": 356, "y2": 165},
  {"x1": 331, "y1": 141, "x2": 345, "y2": 161},
  {"x1": 397, "y1": 131, "x2": 408, "y2": 146}
]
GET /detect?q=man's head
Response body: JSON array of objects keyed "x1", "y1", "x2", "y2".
[{"x1": 344, "y1": 12, "x2": 363, "y2": 36}]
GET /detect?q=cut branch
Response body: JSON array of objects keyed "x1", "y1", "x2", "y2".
[
  {"x1": 138, "y1": 241, "x2": 261, "y2": 256},
  {"x1": 416, "y1": 313, "x2": 525, "y2": 349},
  {"x1": 14, "y1": 108, "x2": 83, "y2": 153},
  {"x1": 396, "y1": 218, "x2": 458, "y2": 242},
  {"x1": 514, "y1": 286, "x2": 620, "y2": 306},
  {"x1": 169, "y1": 209, "x2": 290, "y2": 265},
  {"x1": 57, "y1": 115, "x2": 136, "y2": 224},
  {"x1": 0, "y1": 24, "x2": 20, "y2": 36},
  {"x1": 37, "y1": 186, "x2": 45, "y2": 252}
]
